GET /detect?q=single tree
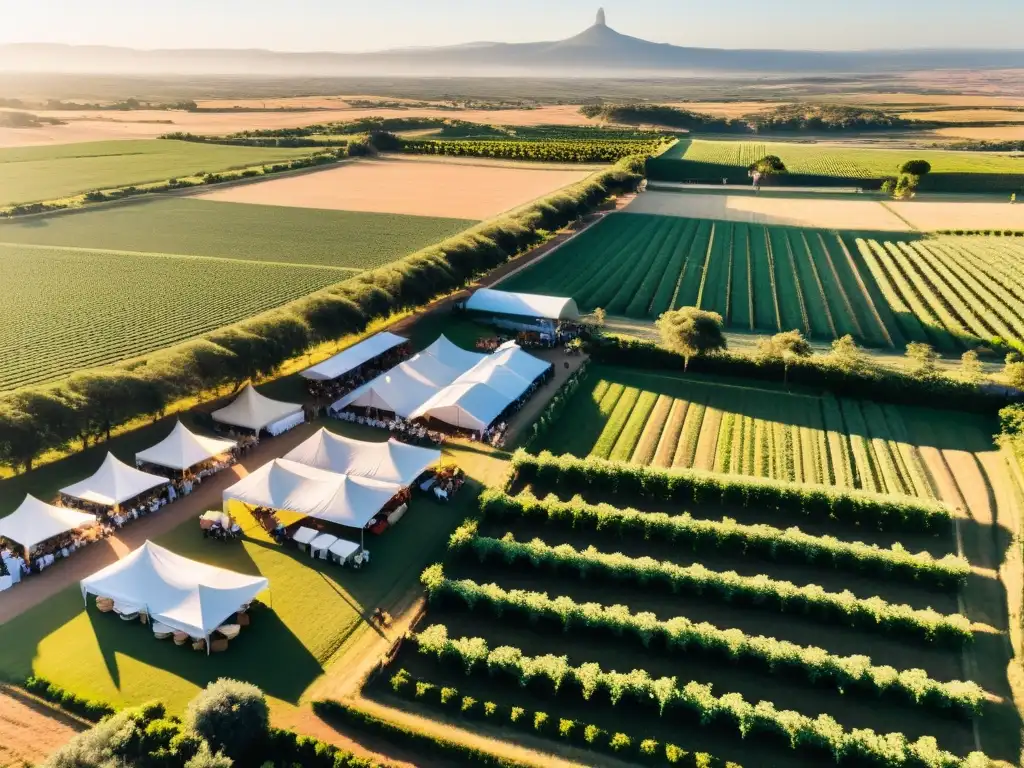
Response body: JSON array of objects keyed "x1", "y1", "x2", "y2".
[
  {"x1": 899, "y1": 159, "x2": 932, "y2": 177},
  {"x1": 905, "y1": 342, "x2": 939, "y2": 378},
  {"x1": 959, "y1": 349, "x2": 985, "y2": 384},
  {"x1": 757, "y1": 329, "x2": 812, "y2": 384},
  {"x1": 655, "y1": 307, "x2": 727, "y2": 370},
  {"x1": 1004, "y1": 360, "x2": 1024, "y2": 390},
  {"x1": 893, "y1": 173, "x2": 919, "y2": 200},
  {"x1": 828, "y1": 334, "x2": 870, "y2": 373},
  {"x1": 184, "y1": 678, "x2": 268, "y2": 762},
  {"x1": 749, "y1": 155, "x2": 787, "y2": 176},
  {"x1": 592, "y1": 307, "x2": 607, "y2": 327}
]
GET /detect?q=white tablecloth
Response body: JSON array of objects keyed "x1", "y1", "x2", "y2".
[
  {"x1": 267, "y1": 411, "x2": 305, "y2": 436},
  {"x1": 328, "y1": 539, "x2": 361, "y2": 563},
  {"x1": 292, "y1": 526, "x2": 319, "y2": 546}
]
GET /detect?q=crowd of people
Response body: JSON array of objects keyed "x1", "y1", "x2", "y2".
[
  {"x1": 1, "y1": 524, "x2": 104, "y2": 582},
  {"x1": 422, "y1": 465, "x2": 466, "y2": 502},
  {"x1": 333, "y1": 410, "x2": 448, "y2": 446},
  {"x1": 305, "y1": 344, "x2": 412, "y2": 403}
]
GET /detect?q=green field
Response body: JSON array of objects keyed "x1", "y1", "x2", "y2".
[
  {"x1": 0, "y1": 198, "x2": 475, "y2": 269},
  {"x1": 0, "y1": 140, "x2": 318, "y2": 205},
  {"x1": 658, "y1": 138, "x2": 1024, "y2": 184},
  {"x1": 0, "y1": 199, "x2": 474, "y2": 389},
  {"x1": 502, "y1": 212, "x2": 1024, "y2": 350},
  {"x1": 0, "y1": 421, "x2": 504, "y2": 713},
  {"x1": 535, "y1": 365, "x2": 973, "y2": 497}
]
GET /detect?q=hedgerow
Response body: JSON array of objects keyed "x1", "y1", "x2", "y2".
[
  {"x1": 477, "y1": 488, "x2": 969, "y2": 588},
  {"x1": 409, "y1": 624, "x2": 988, "y2": 767},
  {"x1": 420, "y1": 565, "x2": 984, "y2": 717},
  {"x1": 448, "y1": 522, "x2": 973, "y2": 647},
  {"x1": 386, "y1": 667, "x2": 737, "y2": 767},
  {"x1": 23, "y1": 675, "x2": 116, "y2": 721},
  {"x1": 509, "y1": 450, "x2": 953, "y2": 534}
]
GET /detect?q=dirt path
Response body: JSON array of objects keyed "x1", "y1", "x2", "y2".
[
  {"x1": 0, "y1": 686, "x2": 88, "y2": 768},
  {"x1": 0, "y1": 421, "x2": 322, "y2": 627}
]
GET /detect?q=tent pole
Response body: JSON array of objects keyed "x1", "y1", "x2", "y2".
[{"x1": 207, "y1": 632, "x2": 211, "y2": 656}]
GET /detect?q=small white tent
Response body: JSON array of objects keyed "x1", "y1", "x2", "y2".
[
  {"x1": 211, "y1": 385, "x2": 303, "y2": 435},
  {"x1": 222, "y1": 459, "x2": 399, "y2": 530},
  {"x1": 301, "y1": 332, "x2": 407, "y2": 382},
  {"x1": 284, "y1": 428, "x2": 440, "y2": 486},
  {"x1": 0, "y1": 496, "x2": 97, "y2": 551},
  {"x1": 80, "y1": 541, "x2": 267, "y2": 651},
  {"x1": 465, "y1": 289, "x2": 580, "y2": 321},
  {"x1": 135, "y1": 421, "x2": 236, "y2": 472},
  {"x1": 60, "y1": 453, "x2": 169, "y2": 508}
]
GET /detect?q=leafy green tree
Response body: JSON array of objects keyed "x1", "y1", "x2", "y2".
[
  {"x1": 592, "y1": 307, "x2": 607, "y2": 327},
  {"x1": 184, "y1": 679, "x2": 268, "y2": 762},
  {"x1": 828, "y1": 334, "x2": 870, "y2": 373},
  {"x1": 757, "y1": 330, "x2": 812, "y2": 384},
  {"x1": 899, "y1": 159, "x2": 932, "y2": 177},
  {"x1": 749, "y1": 155, "x2": 787, "y2": 175},
  {"x1": 959, "y1": 349, "x2": 985, "y2": 384},
  {"x1": 1004, "y1": 360, "x2": 1024, "y2": 389},
  {"x1": 655, "y1": 307, "x2": 727, "y2": 370},
  {"x1": 906, "y1": 342, "x2": 939, "y2": 378}
]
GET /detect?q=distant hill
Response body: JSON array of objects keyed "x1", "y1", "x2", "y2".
[{"x1": 3, "y1": 10, "x2": 1023, "y2": 77}]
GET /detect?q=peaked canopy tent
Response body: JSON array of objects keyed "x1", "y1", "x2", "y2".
[
  {"x1": 330, "y1": 335, "x2": 486, "y2": 418},
  {"x1": 211, "y1": 385, "x2": 304, "y2": 436},
  {"x1": 135, "y1": 421, "x2": 236, "y2": 473},
  {"x1": 222, "y1": 459, "x2": 401, "y2": 547},
  {"x1": 80, "y1": 541, "x2": 267, "y2": 654},
  {"x1": 60, "y1": 453, "x2": 169, "y2": 509},
  {"x1": 465, "y1": 289, "x2": 580, "y2": 321},
  {"x1": 300, "y1": 332, "x2": 409, "y2": 382},
  {"x1": 284, "y1": 428, "x2": 441, "y2": 487},
  {"x1": 0, "y1": 495, "x2": 97, "y2": 556}
]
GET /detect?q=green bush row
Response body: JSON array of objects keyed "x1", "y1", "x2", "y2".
[
  {"x1": 387, "y1": 667, "x2": 737, "y2": 767},
  {"x1": 520, "y1": 362, "x2": 589, "y2": 451},
  {"x1": 0, "y1": 158, "x2": 644, "y2": 473},
  {"x1": 478, "y1": 487, "x2": 969, "y2": 588},
  {"x1": 24, "y1": 675, "x2": 117, "y2": 722},
  {"x1": 399, "y1": 137, "x2": 671, "y2": 164},
  {"x1": 589, "y1": 336, "x2": 1005, "y2": 413},
  {"x1": 420, "y1": 565, "x2": 983, "y2": 716},
  {"x1": 448, "y1": 522, "x2": 972, "y2": 646},
  {"x1": 509, "y1": 450, "x2": 952, "y2": 534},
  {"x1": 311, "y1": 698, "x2": 535, "y2": 768},
  {"x1": 410, "y1": 625, "x2": 988, "y2": 768}
]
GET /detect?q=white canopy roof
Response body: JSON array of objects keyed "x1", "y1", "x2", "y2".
[
  {"x1": 222, "y1": 459, "x2": 400, "y2": 529},
  {"x1": 301, "y1": 332, "x2": 408, "y2": 381},
  {"x1": 60, "y1": 453, "x2": 169, "y2": 507},
  {"x1": 332, "y1": 335, "x2": 486, "y2": 417},
  {"x1": 80, "y1": 541, "x2": 267, "y2": 639},
  {"x1": 0, "y1": 496, "x2": 97, "y2": 550},
  {"x1": 211, "y1": 384, "x2": 302, "y2": 432},
  {"x1": 284, "y1": 428, "x2": 440, "y2": 486},
  {"x1": 135, "y1": 421, "x2": 237, "y2": 472},
  {"x1": 465, "y1": 288, "x2": 580, "y2": 321},
  {"x1": 409, "y1": 341, "x2": 551, "y2": 432}
]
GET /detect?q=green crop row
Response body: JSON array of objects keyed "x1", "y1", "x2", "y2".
[
  {"x1": 477, "y1": 488, "x2": 969, "y2": 588},
  {"x1": 509, "y1": 450, "x2": 953, "y2": 534},
  {"x1": 387, "y1": 667, "x2": 737, "y2": 768},
  {"x1": 400, "y1": 137, "x2": 670, "y2": 163},
  {"x1": 421, "y1": 566, "x2": 984, "y2": 716},
  {"x1": 411, "y1": 625, "x2": 988, "y2": 768},
  {"x1": 448, "y1": 522, "x2": 972, "y2": 647}
]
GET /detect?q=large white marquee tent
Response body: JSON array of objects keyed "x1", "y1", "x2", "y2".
[
  {"x1": 465, "y1": 289, "x2": 580, "y2": 321},
  {"x1": 330, "y1": 336, "x2": 549, "y2": 433},
  {"x1": 211, "y1": 385, "x2": 303, "y2": 435},
  {"x1": 80, "y1": 541, "x2": 267, "y2": 652},
  {"x1": 301, "y1": 332, "x2": 408, "y2": 382},
  {"x1": 222, "y1": 459, "x2": 400, "y2": 531},
  {"x1": 284, "y1": 428, "x2": 440, "y2": 487},
  {"x1": 0, "y1": 495, "x2": 97, "y2": 551},
  {"x1": 135, "y1": 421, "x2": 236, "y2": 472},
  {"x1": 60, "y1": 453, "x2": 169, "y2": 508}
]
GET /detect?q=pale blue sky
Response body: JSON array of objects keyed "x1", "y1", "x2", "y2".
[{"x1": 3, "y1": 0, "x2": 1021, "y2": 51}]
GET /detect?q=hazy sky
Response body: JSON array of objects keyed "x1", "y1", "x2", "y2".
[{"x1": 4, "y1": 0, "x2": 1022, "y2": 51}]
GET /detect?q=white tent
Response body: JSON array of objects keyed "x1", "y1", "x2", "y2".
[
  {"x1": 465, "y1": 289, "x2": 580, "y2": 321},
  {"x1": 135, "y1": 421, "x2": 237, "y2": 472},
  {"x1": 301, "y1": 332, "x2": 407, "y2": 382},
  {"x1": 331, "y1": 335, "x2": 485, "y2": 417},
  {"x1": 222, "y1": 459, "x2": 400, "y2": 532},
  {"x1": 60, "y1": 453, "x2": 169, "y2": 508},
  {"x1": 80, "y1": 541, "x2": 267, "y2": 652},
  {"x1": 284, "y1": 428, "x2": 440, "y2": 486},
  {"x1": 0, "y1": 495, "x2": 97, "y2": 550},
  {"x1": 211, "y1": 385, "x2": 303, "y2": 434}
]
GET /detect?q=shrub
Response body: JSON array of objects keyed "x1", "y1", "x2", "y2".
[
  {"x1": 24, "y1": 676, "x2": 116, "y2": 722},
  {"x1": 183, "y1": 678, "x2": 269, "y2": 762}
]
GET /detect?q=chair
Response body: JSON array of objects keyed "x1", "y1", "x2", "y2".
[
  {"x1": 217, "y1": 624, "x2": 241, "y2": 640},
  {"x1": 210, "y1": 638, "x2": 230, "y2": 653},
  {"x1": 151, "y1": 623, "x2": 173, "y2": 640},
  {"x1": 192, "y1": 639, "x2": 206, "y2": 652},
  {"x1": 173, "y1": 632, "x2": 189, "y2": 646}
]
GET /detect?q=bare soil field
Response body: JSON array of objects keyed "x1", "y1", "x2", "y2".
[
  {"x1": 931, "y1": 125, "x2": 1024, "y2": 141},
  {"x1": 890, "y1": 198, "x2": 1024, "y2": 231},
  {"x1": 0, "y1": 105, "x2": 596, "y2": 148},
  {"x1": 902, "y1": 109, "x2": 1024, "y2": 123},
  {"x1": 826, "y1": 91, "x2": 1024, "y2": 107},
  {"x1": 625, "y1": 190, "x2": 912, "y2": 230},
  {"x1": 194, "y1": 154, "x2": 598, "y2": 220},
  {"x1": 662, "y1": 101, "x2": 784, "y2": 117},
  {"x1": 0, "y1": 687, "x2": 86, "y2": 768}
]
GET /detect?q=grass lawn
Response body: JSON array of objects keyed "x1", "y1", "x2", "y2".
[
  {"x1": 0, "y1": 140, "x2": 315, "y2": 205},
  {"x1": 0, "y1": 198, "x2": 475, "y2": 270},
  {"x1": 0, "y1": 421, "x2": 509, "y2": 714}
]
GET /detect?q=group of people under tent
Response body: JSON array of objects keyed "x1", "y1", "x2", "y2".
[
  {"x1": 333, "y1": 410, "x2": 448, "y2": 446},
  {"x1": 304, "y1": 342, "x2": 412, "y2": 402}
]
